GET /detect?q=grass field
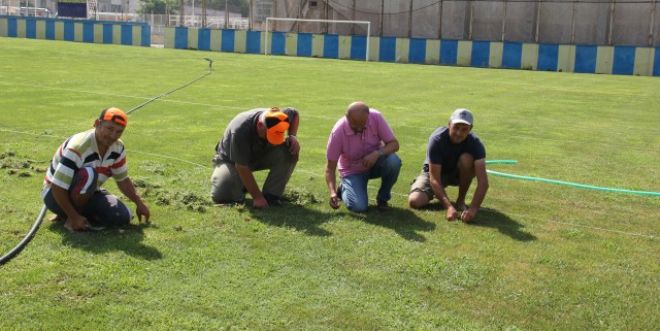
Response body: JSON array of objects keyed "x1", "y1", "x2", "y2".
[{"x1": 1, "y1": 37, "x2": 659, "y2": 330}]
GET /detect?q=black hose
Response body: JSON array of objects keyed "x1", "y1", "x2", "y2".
[
  {"x1": 0, "y1": 205, "x2": 47, "y2": 267},
  {"x1": 126, "y1": 58, "x2": 214, "y2": 115}
]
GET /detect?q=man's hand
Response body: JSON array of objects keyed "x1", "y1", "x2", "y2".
[
  {"x1": 460, "y1": 207, "x2": 478, "y2": 222},
  {"x1": 329, "y1": 194, "x2": 340, "y2": 209},
  {"x1": 253, "y1": 196, "x2": 269, "y2": 209},
  {"x1": 135, "y1": 201, "x2": 151, "y2": 224},
  {"x1": 446, "y1": 205, "x2": 459, "y2": 221},
  {"x1": 361, "y1": 150, "x2": 380, "y2": 169},
  {"x1": 287, "y1": 136, "x2": 300, "y2": 156},
  {"x1": 64, "y1": 214, "x2": 90, "y2": 232}
]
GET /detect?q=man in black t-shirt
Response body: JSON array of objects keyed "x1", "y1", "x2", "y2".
[{"x1": 408, "y1": 108, "x2": 489, "y2": 222}]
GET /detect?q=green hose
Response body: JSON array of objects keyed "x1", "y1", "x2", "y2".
[{"x1": 485, "y1": 160, "x2": 660, "y2": 197}]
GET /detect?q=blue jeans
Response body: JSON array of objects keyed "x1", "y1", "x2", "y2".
[{"x1": 340, "y1": 153, "x2": 402, "y2": 212}]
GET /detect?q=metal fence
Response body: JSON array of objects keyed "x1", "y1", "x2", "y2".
[{"x1": 2, "y1": 0, "x2": 658, "y2": 46}]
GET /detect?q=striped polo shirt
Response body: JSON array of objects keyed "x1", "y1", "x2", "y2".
[{"x1": 44, "y1": 128, "x2": 129, "y2": 191}]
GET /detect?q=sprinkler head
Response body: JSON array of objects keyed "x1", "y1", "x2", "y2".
[{"x1": 204, "y1": 58, "x2": 214, "y2": 71}]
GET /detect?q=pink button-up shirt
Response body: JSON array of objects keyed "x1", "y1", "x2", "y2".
[{"x1": 326, "y1": 109, "x2": 396, "y2": 177}]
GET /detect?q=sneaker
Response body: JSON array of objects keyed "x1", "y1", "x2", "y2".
[{"x1": 377, "y1": 200, "x2": 389, "y2": 211}]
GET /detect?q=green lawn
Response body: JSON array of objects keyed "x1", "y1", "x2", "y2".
[{"x1": 0, "y1": 37, "x2": 658, "y2": 330}]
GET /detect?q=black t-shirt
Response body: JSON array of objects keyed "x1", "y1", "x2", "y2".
[{"x1": 424, "y1": 127, "x2": 486, "y2": 174}]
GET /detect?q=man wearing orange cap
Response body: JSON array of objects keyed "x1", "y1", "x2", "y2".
[
  {"x1": 42, "y1": 107, "x2": 150, "y2": 231},
  {"x1": 211, "y1": 107, "x2": 300, "y2": 208}
]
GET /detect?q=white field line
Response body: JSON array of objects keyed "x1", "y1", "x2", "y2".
[{"x1": 1, "y1": 127, "x2": 656, "y2": 240}]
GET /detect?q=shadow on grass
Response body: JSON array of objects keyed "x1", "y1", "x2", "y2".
[
  {"x1": 357, "y1": 205, "x2": 436, "y2": 242},
  {"x1": 247, "y1": 203, "x2": 334, "y2": 236},
  {"x1": 468, "y1": 207, "x2": 537, "y2": 241},
  {"x1": 48, "y1": 222, "x2": 163, "y2": 260}
]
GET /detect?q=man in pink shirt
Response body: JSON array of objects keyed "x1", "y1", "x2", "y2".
[{"x1": 325, "y1": 101, "x2": 401, "y2": 212}]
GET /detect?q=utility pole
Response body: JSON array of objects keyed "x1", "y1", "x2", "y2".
[
  {"x1": 179, "y1": 0, "x2": 185, "y2": 26},
  {"x1": 224, "y1": 0, "x2": 229, "y2": 29},
  {"x1": 649, "y1": 0, "x2": 657, "y2": 46},
  {"x1": 380, "y1": 0, "x2": 384, "y2": 36},
  {"x1": 607, "y1": 0, "x2": 615, "y2": 45},
  {"x1": 408, "y1": 0, "x2": 413, "y2": 38},
  {"x1": 202, "y1": 0, "x2": 207, "y2": 27}
]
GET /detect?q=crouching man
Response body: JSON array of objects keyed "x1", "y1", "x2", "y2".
[{"x1": 42, "y1": 107, "x2": 150, "y2": 231}]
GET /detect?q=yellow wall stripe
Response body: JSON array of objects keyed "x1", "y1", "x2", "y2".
[
  {"x1": 312, "y1": 33, "x2": 324, "y2": 57},
  {"x1": 634, "y1": 47, "x2": 653, "y2": 76},
  {"x1": 368, "y1": 36, "x2": 380, "y2": 61},
  {"x1": 338, "y1": 35, "x2": 351, "y2": 59},
  {"x1": 521, "y1": 43, "x2": 539, "y2": 70},
  {"x1": 489, "y1": 42, "x2": 503, "y2": 68},
  {"x1": 36, "y1": 20, "x2": 46, "y2": 39},
  {"x1": 234, "y1": 30, "x2": 246, "y2": 53},
  {"x1": 210, "y1": 29, "x2": 222, "y2": 51},
  {"x1": 457, "y1": 40, "x2": 472, "y2": 66},
  {"x1": 396, "y1": 37, "x2": 409, "y2": 63},
  {"x1": 425, "y1": 39, "x2": 440, "y2": 64},
  {"x1": 596, "y1": 46, "x2": 614, "y2": 74}
]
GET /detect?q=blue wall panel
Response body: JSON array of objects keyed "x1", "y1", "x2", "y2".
[
  {"x1": 83, "y1": 22, "x2": 94, "y2": 43},
  {"x1": 654, "y1": 47, "x2": 660, "y2": 76},
  {"x1": 63, "y1": 21, "x2": 74, "y2": 41},
  {"x1": 350, "y1": 35, "x2": 367, "y2": 60},
  {"x1": 297, "y1": 33, "x2": 312, "y2": 57},
  {"x1": 471, "y1": 41, "x2": 490, "y2": 67},
  {"x1": 103, "y1": 24, "x2": 113, "y2": 43},
  {"x1": 574, "y1": 45, "x2": 597, "y2": 73},
  {"x1": 408, "y1": 38, "x2": 426, "y2": 64},
  {"x1": 440, "y1": 40, "x2": 458, "y2": 65},
  {"x1": 221, "y1": 29, "x2": 235, "y2": 52},
  {"x1": 271, "y1": 31, "x2": 285, "y2": 55},
  {"x1": 323, "y1": 34, "x2": 338, "y2": 58},
  {"x1": 246, "y1": 31, "x2": 261, "y2": 54},
  {"x1": 26, "y1": 18, "x2": 36, "y2": 38},
  {"x1": 120, "y1": 24, "x2": 132, "y2": 45},
  {"x1": 537, "y1": 44, "x2": 559, "y2": 71},
  {"x1": 8, "y1": 17, "x2": 17, "y2": 37},
  {"x1": 379, "y1": 37, "x2": 396, "y2": 62},
  {"x1": 502, "y1": 41, "x2": 522, "y2": 68},
  {"x1": 141, "y1": 25, "x2": 150, "y2": 46},
  {"x1": 174, "y1": 27, "x2": 188, "y2": 49},
  {"x1": 198, "y1": 28, "x2": 210, "y2": 50},
  {"x1": 612, "y1": 46, "x2": 635, "y2": 75},
  {"x1": 46, "y1": 19, "x2": 55, "y2": 40}
]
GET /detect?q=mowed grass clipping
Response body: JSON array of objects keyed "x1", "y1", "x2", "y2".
[{"x1": 0, "y1": 37, "x2": 659, "y2": 330}]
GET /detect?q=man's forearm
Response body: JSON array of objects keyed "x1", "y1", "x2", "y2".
[
  {"x1": 117, "y1": 178, "x2": 143, "y2": 205},
  {"x1": 470, "y1": 183, "x2": 489, "y2": 210},
  {"x1": 236, "y1": 165, "x2": 263, "y2": 200},
  {"x1": 325, "y1": 168, "x2": 337, "y2": 194},
  {"x1": 51, "y1": 185, "x2": 82, "y2": 219},
  {"x1": 430, "y1": 181, "x2": 452, "y2": 209}
]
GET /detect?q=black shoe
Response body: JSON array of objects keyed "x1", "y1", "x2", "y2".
[
  {"x1": 263, "y1": 193, "x2": 285, "y2": 207},
  {"x1": 377, "y1": 199, "x2": 389, "y2": 211}
]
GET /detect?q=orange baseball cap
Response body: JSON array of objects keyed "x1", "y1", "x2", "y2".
[
  {"x1": 264, "y1": 108, "x2": 290, "y2": 145},
  {"x1": 99, "y1": 107, "x2": 128, "y2": 127}
]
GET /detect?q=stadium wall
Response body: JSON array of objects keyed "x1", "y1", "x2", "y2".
[
  {"x1": 0, "y1": 16, "x2": 150, "y2": 47},
  {"x1": 164, "y1": 27, "x2": 659, "y2": 77}
]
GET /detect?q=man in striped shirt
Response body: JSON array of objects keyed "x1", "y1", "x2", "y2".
[{"x1": 42, "y1": 107, "x2": 150, "y2": 231}]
